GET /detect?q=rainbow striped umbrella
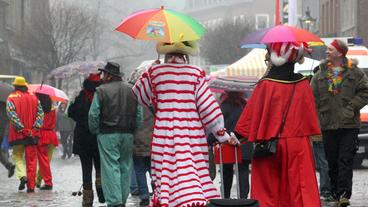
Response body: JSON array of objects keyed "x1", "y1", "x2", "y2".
[{"x1": 115, "y1": 6, "x2": 205, "y2": 43}]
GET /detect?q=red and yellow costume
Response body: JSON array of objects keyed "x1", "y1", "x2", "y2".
[{"x1": 7, "y1": 90, "x2": 43, "y2": 190}]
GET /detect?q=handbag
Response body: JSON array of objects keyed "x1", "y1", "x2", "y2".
[{"x1": 253, "y1": 83, "x2": 296, "y2": 158}]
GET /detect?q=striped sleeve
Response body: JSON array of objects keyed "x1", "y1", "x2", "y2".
[
  {"x1": 131, "y1": 71, "x2": 153, "y2": 108},
  {"x1": 33, "y1": 101, "x2": 44, "y2": 129},
  {"x1": 6, "y1": 100, "x2": 24, "y2": 130},
  {"x1": 195, "y1": 76, "x2": 229, "y2": 142}
]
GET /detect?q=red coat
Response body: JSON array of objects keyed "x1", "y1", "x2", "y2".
[
  {"x1": 7, "y1": 91, "x2": 39, "y2": 144},
  {"x1": 235, "y1": 79, "x2": 320, "y2": 141},
  {"x1": 39, "y1": 110, "x2": 58, "y2": 146},
  {"x1": 235, "y1": 79, "x2": 321, "y2": 207}
]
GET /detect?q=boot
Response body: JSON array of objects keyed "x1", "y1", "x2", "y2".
[
  {"x1": 82, "y1": 183, "x2": 94, "y2": 207},
  {"x1": 95, "y1": 177, "x2": 105, "y2": 203}
]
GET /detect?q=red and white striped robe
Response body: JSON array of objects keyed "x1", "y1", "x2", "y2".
[{"x1": 132, "y1": 63, "x2": 229, "y2": 207}]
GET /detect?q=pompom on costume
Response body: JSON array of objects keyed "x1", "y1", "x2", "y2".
[
  {"x1": 235, "y1": 42, "x2": 321, "y2": 207},
  {"x1": 132, "y1": 41, "x2": 230, "y2": 207}
]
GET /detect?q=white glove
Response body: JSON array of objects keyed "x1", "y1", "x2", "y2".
[{"x1": 229, "y1": 132, "x2": 240, "y2": 145}]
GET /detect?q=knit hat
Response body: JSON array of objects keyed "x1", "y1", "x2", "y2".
[
  {"x1": 156, "y1": 41, "x2": 198, "y2": 56},
  {"x1": 87, "y1": 73, "x2": 101, "y2": 82},
  {"x1": 269, "y1": 42, "x2": 310, "y2": 66}
]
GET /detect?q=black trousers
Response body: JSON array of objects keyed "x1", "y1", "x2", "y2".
[
  {"x1": 79, "y1": 150, "x2": 101, "y2": 188},
  {"x1": 222, "y1": 160, "x2": 250, "y2": 199},
  {"x1": 60, "y1": 131, "x2": 73, "y2": 157},
  {"x1": 322, "y1": 128, "x2": 359, "y2": 199}
]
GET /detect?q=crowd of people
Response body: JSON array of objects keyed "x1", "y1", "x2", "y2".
[{"x1": 1, "y1": 38, "x2": 367, "y2": 207}]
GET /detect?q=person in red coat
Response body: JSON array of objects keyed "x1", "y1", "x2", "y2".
[
  {"x1": 235, "y1": 42, "x2": 321, "y2": 207},
  {"x1": 6, "y1": 76, "x2": 44, "y2": 192},
  {"x1": 35, "y1": 93, "x2": 58, "y2": 190}
]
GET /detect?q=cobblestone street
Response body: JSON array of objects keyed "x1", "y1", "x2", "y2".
[{"x1": 0, "y1": 153, "x2": 367, "y2": 207}]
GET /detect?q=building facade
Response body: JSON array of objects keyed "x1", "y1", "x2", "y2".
[
  {"x1": 319, "y1": 0, "x2": 368, "y2": 46},
  {"x1": 0, "y1": 0, "x2": 49, "y2": 82}
]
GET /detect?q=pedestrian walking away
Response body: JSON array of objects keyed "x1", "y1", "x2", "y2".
[
  {"x1": 6, "y1": 76, "x2": 44, "y2": 193},
  {"x1": 35, "y1": 93, "x2": 58, "y2": 190},
  {"x1": 89, "y1": 62, "x2": 138, "y2": 207},
  {"x1": 311, "y1": 39, "x2": 368, "y2": 207},
  {"x1": 235, "y1": 42, "x2": 322, "y2": 207},
  {"x1": 132, "y1": 41, "x2": 238, "y2": 207},
  {"x1": 209, "y1": 91, "x2": 252, "y2": 199},
  {"x1": 57, "y1": 102, "x2": 74, "y2": 159},
  {"x1": 68, "y1": 73, "x2": 105, "y2": 206}
]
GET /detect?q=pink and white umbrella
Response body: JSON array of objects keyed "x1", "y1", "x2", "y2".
[{"x1": 28, "y1": 84, "x2": 69, "y2": 102}]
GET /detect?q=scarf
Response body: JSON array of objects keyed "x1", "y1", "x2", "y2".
[
  {"x1": 83, "y1": 90, "x2": 94, "y2": 103},
  {"x1": 325, "y1": 58, "x2": 352, "y2": 95}
]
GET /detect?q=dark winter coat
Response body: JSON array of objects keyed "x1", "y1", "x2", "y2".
[
  {"x1": 133, "y1": 105, "x2": 154, "y2": 157},
  {"x1": 208, "y1": 98, "x2": 253, "y2": 161},
  {"x1": 68, "y1": 90, "x2": 98, "y2": 155}
]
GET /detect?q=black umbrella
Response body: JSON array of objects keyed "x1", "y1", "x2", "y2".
[{"x1": 0, "y1": 82, "x2": 14, "y2": 102}]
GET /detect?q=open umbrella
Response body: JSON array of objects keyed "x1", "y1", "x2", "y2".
[
  {"x1": 28, "y1": 84, "x2": 68, "y2": 102},
  {"x1": 48, "y1": 61, "x2": 106, "y2": 79},
  {"x1": 209, "y1": 76, "x2": 258, "y2": 92},
  {"x1": 115, "y1": 6, "x2": 205, "y2": 43},
  {"x1": 0, "y1": 82, "x2": 14, "y2": 102},
  {"x1": 240, "y1": 25, "x2": 323, "y2": 48}
]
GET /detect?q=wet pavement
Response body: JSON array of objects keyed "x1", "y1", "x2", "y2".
[{"x1": 0, "y1": 152, "x2": 367, "y2": 207}]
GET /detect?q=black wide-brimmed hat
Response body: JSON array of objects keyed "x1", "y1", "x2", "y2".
[{"x1": 98, "y1": 62, "x2": 122, "y2": 77}]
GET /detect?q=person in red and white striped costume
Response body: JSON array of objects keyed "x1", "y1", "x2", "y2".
[{"x1": 132, "y1": 41, "x2": 238, "y2": 207}]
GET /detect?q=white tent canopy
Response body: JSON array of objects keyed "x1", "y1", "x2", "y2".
[
  {"x1": 211, "y1": 49, "x2": 320, "y2": 78},
  {"x1": 225, "y1": 49, "x2": 267, "y2": 78}
]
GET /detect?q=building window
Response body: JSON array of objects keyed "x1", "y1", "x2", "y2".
[
  {"x1": 341, "y1": 0, "x2": 355, "y2": 31},
  {"x1": 255, "y1": 14, "x2": 269, "y2": 30}
]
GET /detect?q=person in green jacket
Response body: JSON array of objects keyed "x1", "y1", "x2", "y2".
[
  {"x1": 88, "y1": 62, "x2": 138, "y2": 207},
  {"x1": 311, "y1": 39, "x2": 368, "y2": 207}
]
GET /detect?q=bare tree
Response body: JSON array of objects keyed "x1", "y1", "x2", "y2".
[
  {"x1": 200, "y1": 19, "x2": 255, "y2": 65},
  {"x1": 16, "y1": 1, "x2": 100, "y2": 75}
]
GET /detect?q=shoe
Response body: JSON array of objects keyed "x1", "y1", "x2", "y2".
[
  {"x1": 130, "y1": 188, "x2": 139, "y2": 196},
  {"x1": 26, "y1": 189, "x2": 35, "y2": 193},
  {"x1": 140, "y1": 198, "x2": 150, "y2": 206},
  {"x1": 95, "y1": 177, "x2": 105, "y2": 203},
  {"x1": 18, "y1": 176, "x2": 27, "y2": 191},
  {"x1": 338, "y1": 197, "x2": 350, "y2": 207},
  {"x1": 82, "y1": 189, "x2": 94, "y2": 207},
  {"x1": 323, "y1": 194, "x2": 337, "y2": 202},
  {"x1": 40, "y1": 185, "x2": 53, "y2": 190},
  {"x1": 8, "y1": 165, "x2": 15, "y2": 178}
]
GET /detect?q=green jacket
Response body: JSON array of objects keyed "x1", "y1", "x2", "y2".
[{"x1": 311, "y1": 59, "x2": 368, "y2": 130}]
